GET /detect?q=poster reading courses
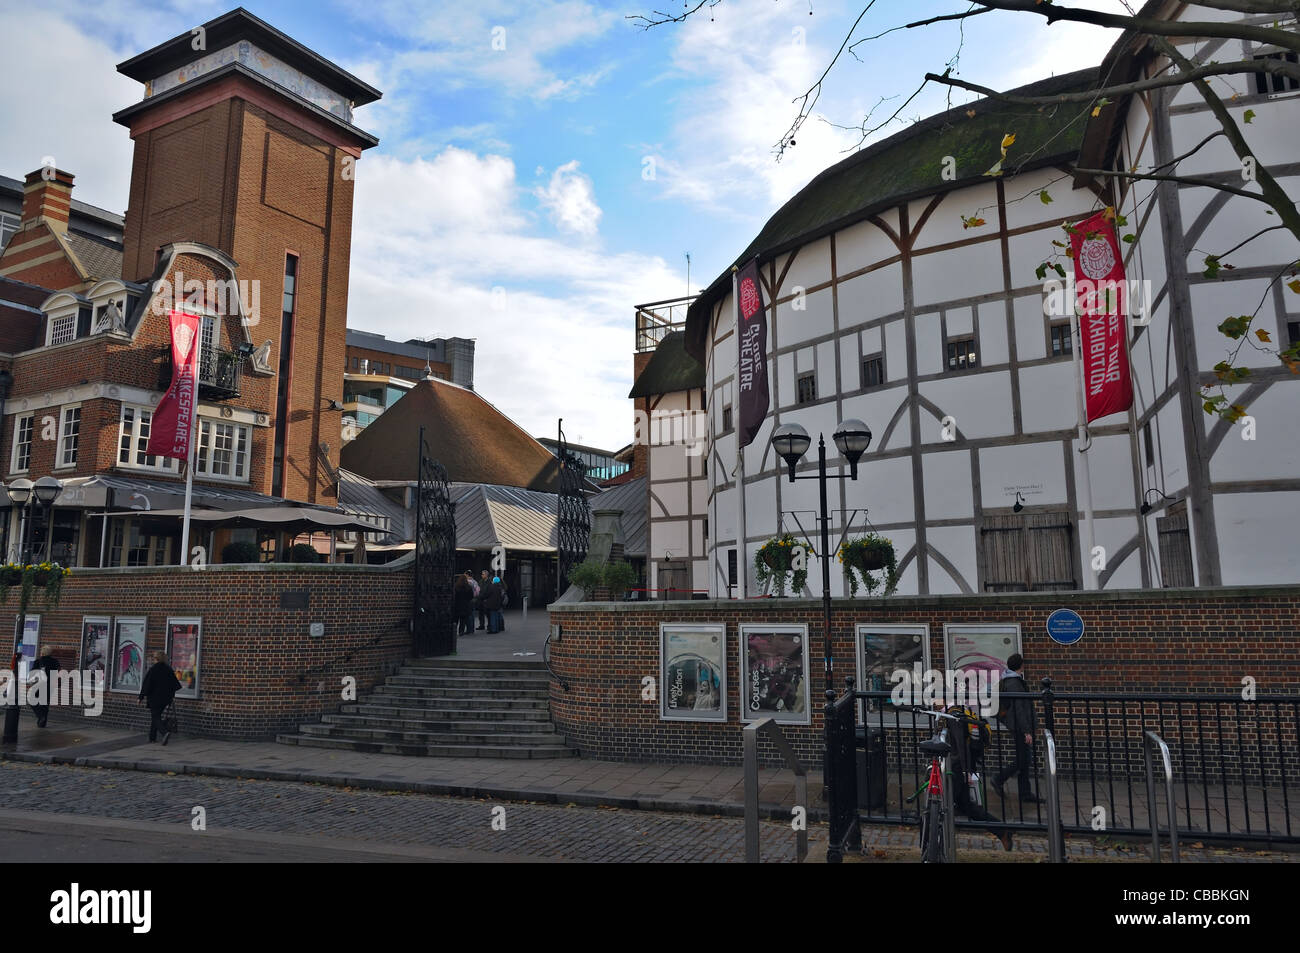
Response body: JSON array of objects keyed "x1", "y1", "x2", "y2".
[
  {"x1": 80, "y1": 616, "x2": 111, "y2": 682},
  {"x1": 111, "y1": 617, "x2": 147, "y2": 693},
  {"x1": 167, "y1": 618, "x2": 201, "y2": 699},
  {"x1": 660, "y1": 623, "x2": 726, "y2": 722},
  {"x1": 740, "y1": 624, "x2": 811, "y2": 725}
]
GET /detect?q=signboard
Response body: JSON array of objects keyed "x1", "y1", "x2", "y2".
[
  {"x1": 80, "y1": 616, "x2": 111, "y2": 682},
  {"x1": 735, "y1": 257, "x2": 770, "y2": 448},
  {"x1": 855, "y1": 624, "x2": 929, "y2": 715},
  {"x1": 1046, "y1": 608, "x2": 1084, "y2": 645},
  {"x1": 14, "y1": 615, "x2": 39, "y2": 681},
  {"x1": 740, "y1": 624, "x2": 810, "y2": 725},
  {"x1": 167, "y1": 618, "x2": 201, "y2": 699},
  {"x1": 659, "y1": 623, "x2": 727, "y2": 722},
  {"x1": 110, "y1": 617, "x2": 147, "y2": 694},
  {"x1": 944, "y1": 624, "x2": 1021, "y2": 683}
]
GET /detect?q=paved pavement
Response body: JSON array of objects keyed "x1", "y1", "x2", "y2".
[{"x1": 450, "y1": 605, "x2": 551, "y2": 661}]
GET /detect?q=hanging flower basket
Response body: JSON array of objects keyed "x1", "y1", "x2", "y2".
[
  {"x1": 838, "y1": 534, "x2": 899, "y2": 598},
  {"x1": 754, "y1": 533, "x2": 812, "y2": 597},
  {"x1": 0, "y1": 562, "x2": 70, "y2": 608}
]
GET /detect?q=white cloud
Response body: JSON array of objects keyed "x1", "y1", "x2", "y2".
[
  {"x1": 350, "y1": 150, "x2": 680, "y2": 448},
  {"x1": 534, "y1": 160, "x2": 602, "y2": 237}
]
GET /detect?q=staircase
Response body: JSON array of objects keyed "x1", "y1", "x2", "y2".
[{"x1": 277, "y1": 659, "x2": 576, "y2": 759}]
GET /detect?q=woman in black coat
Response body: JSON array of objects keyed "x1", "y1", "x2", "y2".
[
  {"x1": 138, "y1": 652, "x2": 181, "y2": 744},
  {"x1": 453, "y1": 574, "x2": 473, "y2": 635}
]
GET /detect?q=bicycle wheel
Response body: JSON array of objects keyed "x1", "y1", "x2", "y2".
[{"x1": 922, "y1": 799, "x2": 945, "y2": 863}]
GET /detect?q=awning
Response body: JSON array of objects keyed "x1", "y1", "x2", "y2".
[{"x1": 101, "y1": 506, "x2": 385, "y2": 533}]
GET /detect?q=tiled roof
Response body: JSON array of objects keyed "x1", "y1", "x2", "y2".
[
  {"x1": 339, "y1": 377, "x2": 564, "y2": 492},
  {"x1": 66, "y1": 230, "x2": 123, "y2": 280},
  {"x1": 628, "y1": 331, "x2": 705, "y2": 398}
]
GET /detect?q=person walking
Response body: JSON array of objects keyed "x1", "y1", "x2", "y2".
[
  {"x1": 463, "y1": 571, "x2": 479, "y2": 635},
  {"x1": 29, "y1": 645, "x2": 59, "y2": 728},
  {"x1": 453, "y1": 573, "x2": 473, "y2": 636},
  {"x1": 477, "y1": 569, "x2": 491, "y2": 630},
  {"x1": 994, "y1": 653, "x2": 1042, "y2": 806},
  {"x1": 138, "y1": 651, "x2": 181, "y2": 744},
  {"x1": 483, "y1": 575, "x2": 504, "y2": 634}
]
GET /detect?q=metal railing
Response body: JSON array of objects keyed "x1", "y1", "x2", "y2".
[
  {"x1": 1144, "y1": 730, "x2": 1180, "y2": 862},
  {"x1": 744, "y1": 717, "x2": 808, "y2": 863},
  {"x1": 1043, "y1": 729, "x2": 1064, "y2": 862},
  {"x1": 634, "y1": 295, "x2": 695, "y2": 352},
  {"x1": 159, "y1": 344, "x2": 242, "y2": 398},
  {"x1": 826, "y1": 681, "x2": 1300, "y2": 849}
]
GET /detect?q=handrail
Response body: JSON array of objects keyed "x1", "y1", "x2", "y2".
[
  {"x1": 1043, "y1": 729, "x2": 1065, "y2": 862},
  {"x1": 1143, "y1": 730, "x2": 1180, "y2": 862},
  {"x1": 544, "y1": 621, "x2": 568, "y2": 692},
  {"x1": 744, "y1": 717, "x2": 808, "y2": 863}
]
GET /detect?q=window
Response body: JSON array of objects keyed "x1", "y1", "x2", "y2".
[
  {"x1": 0, "y1": 211, "x2": 17, "y2": 250},
  {"x1": 11, "y1": 414, "x2": 33, "y2": 473},
  {"x1": 108, "y1": 520, "x2": 170, "y2": 567},
  {"x1": 1288, "y1": 320, "x2": 1299, "y2": 347},
  {"x1": 1049, "y1": 323, "x2": 1073, "y2": 358},
  {"x1": 201, "y1": 314, "x2": 217, "y2": 357},
  {"x1": 1157, "y1": 507, "x2": 1194, "y2": 588},
  {"x1": 273, "y1": 253, "x2": 298, "y2": 497},
  {"x1": 1254, "y1": 50, "x2": 1300, "y2": 96},
  {"x1": 118, "y1": 405, "x2": 177, "y2": 471},
  {"x1": 797, "y1": 373, "x2": 817, "y2": 404},
  {"x1": 56, "y1": 406, "x2": 80, "y2": 468},
  {"x1": 49, "y1": 313, "x2": 77, "y2": 346},
  {"x1": 727, "y1": 549, "x2": 738, "y2": 587},
  {"x1": 350, "y1": 357, "x2": 359, "y2": 371},
  {"x1": 861, "y1": 355, "x2": 883, "y2": 389},
  {"x1": 946, "y1": 337, "x2": 978, "y2": 371},
  {"x1": 1143, "y1": 422, "x2": 1155, "y2": 469},
  {"x1": 722, "y1": 406, "x2": 732, "y2": 432},
  {"x1": 981, "y1": 510, "x2": 1076, "y2": 591},
  {"x1": 197, "y1": 419, "x2": 249, "y2": 480}
]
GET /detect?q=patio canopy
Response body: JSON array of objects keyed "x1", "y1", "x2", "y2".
[{"x1": 102, "y1": 506, "x2": 385, "y2": 533}]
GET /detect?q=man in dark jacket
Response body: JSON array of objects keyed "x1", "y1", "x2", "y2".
[
  {"x1": 476, "y1": 570, "x2": 491, "y2": 630},
  {"x1": 453, "y1": 574, "x2": 473, "y2": 635},
  {"x1": 138, "y1": 652, "x2": 181, "y2": 744},
  {"x1": 994, "y1": 654, "x2": 1042, "y2": 805},
  {"x1": 483, "y1": 577, "x2": 504, "y2": 633},
  {"x1": 29, "y1": 645, "x2": 60, "y2": 728}
]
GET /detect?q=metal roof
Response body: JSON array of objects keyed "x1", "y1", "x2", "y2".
[
  {"x1": 451, "y1": 483, "x2": 559, "y2": 553},
  {"x1": 590, "y1": 476, "x2": 647, "y2": 558}
]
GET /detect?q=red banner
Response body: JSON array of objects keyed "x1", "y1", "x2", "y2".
[
  {"x1": 1070, "y1": 212, "x2": 1133, "y2": 423},
  {"x1": 736, "y1": 257, "x2": 769, "y2": 449},
  {"x1": 147, "y1": 310, "x2": 201, "y2": 461}
]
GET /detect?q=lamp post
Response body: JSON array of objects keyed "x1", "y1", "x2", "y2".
[
  {"x1": 2, "y1": 476, "x2": 63, "y2": 743},
  {"x1": 770, "y1": 419, "x2": 872, "y2": 697}
]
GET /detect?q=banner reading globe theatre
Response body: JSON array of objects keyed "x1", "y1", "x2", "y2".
[
  {"x1": 146, "y1": 310, "x2": 201, "y2": 460},
  {"x1": 735, "y1": 257, "x2": 770, "y2": 449}
]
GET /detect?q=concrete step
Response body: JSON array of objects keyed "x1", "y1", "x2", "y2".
[
  {"x1": 385, "y1": 673, "x2": 551, "y2": 690},
  {"x1": 403, "y1": 658, "x2": 546, "y2": 672},
  {"x1": 276, "y1": 733, "x2": 578, "y2": 759},
  {"x1": 321, "y1": 713, "x2": 560, "y2": 734},
  {"x1": 341, "y1": 702, "x2": 552, "y2": 720},
  {"x1": 369, "y1": 685, "x2": 550, "y2": 701},
  {"x1": 297, "y1": 723, "x2": 569, "y2": 746}
]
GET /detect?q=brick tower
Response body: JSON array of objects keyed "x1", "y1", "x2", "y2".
[{"x1": 112, "y1": 9, "x2": 381, "y2": 502}]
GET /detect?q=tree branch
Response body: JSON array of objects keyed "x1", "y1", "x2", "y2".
[
  {"x1": 625, "y1": 1, "x2": 720, "y2": 29},
  {"x1": 1070, "y1": 167, "x2": 1274, "y2": 204}
]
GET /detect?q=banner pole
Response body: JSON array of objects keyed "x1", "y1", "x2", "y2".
[
  {"x1": 179, "y1": 326, "x2": 199, "y2": 568},
  {"x1": 733, "y1": 266, "x2": 747, "y2": 600},
  {"x1": 1072, "y1": 304, "x2": 1099, "y2": 590}
]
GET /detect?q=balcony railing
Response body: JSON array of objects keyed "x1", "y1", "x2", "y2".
[
  {"x1": 634, "y1": 294, "x2": 696, "y2": 353},
  {"x1": 159, "y1": 345, "x2": 242, "y2": 399}
]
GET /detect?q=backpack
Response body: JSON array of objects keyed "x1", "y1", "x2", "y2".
[{"x1": 947, "y1": 705, "x2": 992, "y2": 750}]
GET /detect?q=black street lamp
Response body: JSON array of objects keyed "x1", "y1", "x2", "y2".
[
  {"x1": 2, "y1": 475, "x2": 64, "y2": 744},
  {"x1": 771, "y1": 419, "x2": 872, "y2": 696}
]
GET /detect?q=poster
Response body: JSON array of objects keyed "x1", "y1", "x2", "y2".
[
  {"x1": 111, "y1": 617, "x2": 147, "y2": 694},
  {"x1": 14, "y1": 615, "x2": 39, "y2": 681},
  {"x1": 944, "y1": 624, "x2": 1021, "y2": 685},
  {"x1": 659, "y1": 623, "x2": 726, "y2": 722},
  {"x1": 167, "y1": 618, "x2": 201, "y2": 699},
  {"x1": 740, "y1": 624, "x2": 810, "y2": 725},
  {"x1": 856, "y1": 624, "x2": 928, "y2": 714},
  {"x1": 80, "y1": 616, "x2": 111, "y2": 682}
]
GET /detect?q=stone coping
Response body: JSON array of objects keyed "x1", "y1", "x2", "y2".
[
  {"x1": 548, "y1": 583, "x2": 1300, "y2": 613},
  {"x1": 62, "y1": 559, "x2": 411, "y2": 577}
]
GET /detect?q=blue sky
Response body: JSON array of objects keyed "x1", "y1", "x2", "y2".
[{"x1": 2, "y1": 0, "x2": 1122, "y2": 448}]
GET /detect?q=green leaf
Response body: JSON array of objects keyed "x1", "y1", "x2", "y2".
[
  {"x1": 1243, "y1": 109, "x2": 1256, "y2": 124},
  {"x1": 1053, "y1": 263, "x2": 1066, "y2": 278},
  {"x1": 1039, "y1": 190, "x2": 1053, "y2": 205},
  {"x1": 1203, "y1": 255, "x2": 1221, "y2": 279},
  {"x1": 1287, "y1": 279, "x2": 1300, "y2": 294},
  {"x1": 1122, "y1": 234, "x2": 1136, "y2": 243},
  {"x1": 1113, "y1": 213, "x2": 1128, "y2": 227},
  {"x1": 1035, "y1": 263, "x2": 1047, "y2": 281},
  {"x1": 1218, "y1": 316, "x2": 1250, "y2": 339}
]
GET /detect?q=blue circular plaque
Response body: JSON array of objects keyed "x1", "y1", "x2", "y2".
[{"x1": 1046, "y1": 608, "x2": 1085, "y2": 645}]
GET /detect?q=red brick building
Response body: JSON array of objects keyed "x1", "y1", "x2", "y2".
[{"x1": 0, "y1": 8, "x2": 380, "y2": 566}]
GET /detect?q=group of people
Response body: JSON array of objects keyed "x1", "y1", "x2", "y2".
[{"x1": 453, "y1": 569, "x2": 510, "y2": 635}]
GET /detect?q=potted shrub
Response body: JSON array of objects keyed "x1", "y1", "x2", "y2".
[
  {"x1": 838, "y1": 534, "x2": 899, "y2": 597},
  {"x1": 222, "y1": 540, "x2": 262, "y2": 564},
  {"x1": 566, "y1": 559, "x2": 605, "y2": 600},
  {"x1": 287, "y1": 543, "x2": 320, "y2": 563},
  {"x1": 603, "y1": 559, "x2": 638, "y2": 601},
  {"x1": 753, "y1": 533, "x2": 812, "y2": 597}
]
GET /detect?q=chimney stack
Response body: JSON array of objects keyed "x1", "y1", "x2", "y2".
[{"x1": 21, "y1": 168, "x2": 75, "y2": 235}]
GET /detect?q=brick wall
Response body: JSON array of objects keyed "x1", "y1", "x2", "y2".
[
  {"x1": 6, "y1": 559, "x2": 414, "y2": 739},
  {"x1": 547, "y1": 586, "x2": 1300, "y2": 765}
]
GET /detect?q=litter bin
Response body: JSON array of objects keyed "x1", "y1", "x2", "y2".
[{"x1": 856, "y1": 727, "x2": 887, "y2": 811}]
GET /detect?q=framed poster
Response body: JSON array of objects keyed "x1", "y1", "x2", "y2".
[
  {"x1": 944, "y1": 623, "x2": 1021, "y2": 684},
  {"x1": 14, "y1": 615, "x2": 39, "y2": 679},
  {"x1": 660, "y1": 623, "x2": 726, "y2": 722},
  {"x1": 167, "y1": 618, "x2": 201, "y2": 699},
  {"x1": 740, "y1": 624, "x2": 811, "y2": 725},
  {"x1": 80, "y1": 616, "x2": 111, "y2": 683},
  {"x1": 110, "y1": 617, "x2": 147, "y2": 694},
  {"x1": 855, "y1": 624, "x2": 929, "y2": 716}
]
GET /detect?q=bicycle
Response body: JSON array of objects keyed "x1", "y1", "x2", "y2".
[{"x1": 904, "y1": 707, "x2": 967, "y2": 863}]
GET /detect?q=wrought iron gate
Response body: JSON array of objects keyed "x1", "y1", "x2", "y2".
[
  {"x1": 556, "y1": 423, "x2": 590, "y2": 594},
  {"x1": 413, "y1": 426, "x2": 456, "y2": 656}
]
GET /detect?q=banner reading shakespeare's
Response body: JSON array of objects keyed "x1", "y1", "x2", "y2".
[
  {"x1": 147, "y1": 310, "x2": 201, "y2": 461},
  {"x1": 740, "y1": 624, "x2": 810, "y2": 725},
  {"x1": 735, "y1": 257, "x2": 769, "y2": 448},
  {"x1": 659, "y1": 624, "x2": 726, "y2": 722},
  {"x1": 1070, "y1": 211, "x2": 1133, "y2": 423}
]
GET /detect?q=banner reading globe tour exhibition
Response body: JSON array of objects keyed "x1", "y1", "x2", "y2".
[
  {"x1": 740, "y1": 624, "x2": 811, "y2": 725},
  {"x1": 659, "y1": 624, "x2": 726, "y2": 721}
]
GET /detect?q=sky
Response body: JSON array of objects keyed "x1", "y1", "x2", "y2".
[{"x1": 1, "y1": 0, "x2": 1127, "y2": 449}]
